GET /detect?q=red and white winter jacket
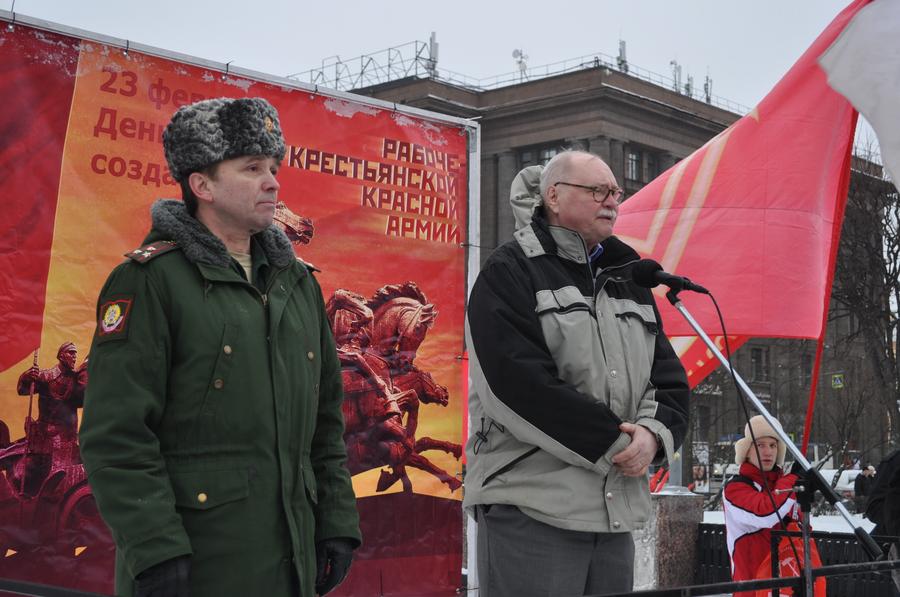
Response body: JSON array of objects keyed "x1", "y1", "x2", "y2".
[{"x1": 723, "y1": 462, "x2": 800, "y2": 584}]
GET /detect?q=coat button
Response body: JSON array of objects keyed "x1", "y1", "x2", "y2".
[
  {"x1": 223, "y1": 345, "x2": 232, "y2": 355},
  {"x1": 612, "y1": 521, "x2": 621, "y2": 529},
  {"x1": 610, "y1": 370, "x2": 618, "y2": 378},
  {"x1": 197, "y1": 493, "x2": 208, "y2": 504},
  {"x1": 213, "y1": 379, "x2": 224, "y2": 389},
  {"x1": 307, "y1": 351, "x2": 315, "y2": 360},
  {"x1": 606, "y1": 492, "x2": 613, "y2": 500}
]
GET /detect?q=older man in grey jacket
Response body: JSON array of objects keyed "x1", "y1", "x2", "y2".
[{"x1": 465, "y1": 150, "x2": 690, "y2": 596}]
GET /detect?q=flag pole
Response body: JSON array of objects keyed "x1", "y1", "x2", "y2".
[
  {"x1": 801, "y1": 116, "x2": 858, "y2": 454},
  {"x1": 801, "y1": 336, "x2": 827, "y2": 456}
]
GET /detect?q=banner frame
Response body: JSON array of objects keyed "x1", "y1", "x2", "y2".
[{"x1": 0, "y1": 10, "x2": 479, "y2": 132}]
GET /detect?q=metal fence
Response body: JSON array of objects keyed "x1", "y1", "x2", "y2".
[
  {"x1": 695, "y1": 523, "x2": 899, "y2": 596},
  {"x1": 2, "y1": 525, "x2": 896, "y2": 596}
]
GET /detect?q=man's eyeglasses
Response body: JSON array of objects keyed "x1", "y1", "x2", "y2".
[{"x1": 553, "y1": 182, "x2": 623, "y2": 203}]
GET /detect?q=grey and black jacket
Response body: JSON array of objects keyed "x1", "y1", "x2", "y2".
[{"x1": 463, "y1": 168, "x2": 690, "y2": 533}]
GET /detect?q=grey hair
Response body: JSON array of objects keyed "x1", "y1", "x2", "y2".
[{"x1": 538, "y1": 150, "x2": 603, "y2": 197}]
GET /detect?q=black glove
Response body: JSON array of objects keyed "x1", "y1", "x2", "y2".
[
  {"x1": 788, "y1": 462, "x2": 832, "y2": 496},
  {"x1": 134, "y1": 555, "x2": 191, "y2": 597},
  {"x1": 315, "y1": 538, "x2": 356, "y2": 596}
]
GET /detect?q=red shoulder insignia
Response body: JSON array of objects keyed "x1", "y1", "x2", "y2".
[
  {"x1": 125, "y1": 241, "x2": 179, "y2": 264},
  {"x1": 296, "y1": 257, "x2": 320, "y2": 272}
]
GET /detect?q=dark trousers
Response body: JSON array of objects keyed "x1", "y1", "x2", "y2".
[{"x1": 476, "y1": 504, "x2": 634, "y2": 597}]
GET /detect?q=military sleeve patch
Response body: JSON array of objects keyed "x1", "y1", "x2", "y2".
[
  {"x1": 97, "y1": 296, "x2": 133, "y2": 341},
  {"x1": 125, "y1": 240, "x2": 178, "y2": 264}
]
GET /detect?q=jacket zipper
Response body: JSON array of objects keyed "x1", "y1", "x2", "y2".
[
  {"x1": 243, "y1": 286, "x2": 268, "y2": 306},
  {"x1": 245, "y1": 266, "x2": 288, "y2": 307},
  {"x1": 481, "y1": 447, "x2": 540, "y2": 487},
  {"x1": 593, "y1": 257, "x2": 640, "y2": 298}
]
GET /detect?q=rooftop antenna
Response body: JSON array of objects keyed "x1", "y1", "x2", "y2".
[
  {"x1": 669, "y1": 59, "x2": 682, "y2": 93},
  {"x1": 512, "y1": 49, "x2": 529, "y2": 82},
  {"x1": 685, "y1": 74, "x2": 694, "y2": 98},
  {"x1": 427, "y1": 32, "x2": 439, "y2": 77},
  {"x1": 704, "y1": 70, "x2": 713, "y2": 104},
  {"x1": 617, "y1": 40, "x2": 628, "y2": 73}
]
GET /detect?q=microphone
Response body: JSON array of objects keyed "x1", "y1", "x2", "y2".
[{"x1": 631, "y1": 259, "x2": 710, "y2": 295}]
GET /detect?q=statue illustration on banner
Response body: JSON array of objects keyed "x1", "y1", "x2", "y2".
[{"x1": 0, "y1": 343, "x2": 112, "y2": 590}]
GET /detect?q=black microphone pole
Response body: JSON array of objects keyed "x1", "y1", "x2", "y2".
[{"x1": 663, "y1": 286, "x2": 884, "y2": 571}]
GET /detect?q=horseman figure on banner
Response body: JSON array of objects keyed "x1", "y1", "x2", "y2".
[
  {"x1": 273, "y1": 200, "x2": 314, "y2": 246},
  {"x1": 326, "y1": 282, "x2": 461, "y2": 494},
  {"x1": 0, "y1": 342, "x2": 103, "y2": 548}
]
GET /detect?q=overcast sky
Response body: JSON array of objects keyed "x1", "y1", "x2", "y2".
[{"x1": 9, "y1": 0, "x2": 855, "y2": 112}]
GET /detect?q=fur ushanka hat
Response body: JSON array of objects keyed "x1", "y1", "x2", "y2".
[
  {"x1": 162, "y1": 97, "x2": 286, "y2": 182},
  {"x1": 734, "y1": 415, "x2": 787, "y2": 467}
]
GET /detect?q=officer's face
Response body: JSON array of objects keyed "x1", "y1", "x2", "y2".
[{"x1": 205, "y1": 155, "x2": 281, "y2": 235}]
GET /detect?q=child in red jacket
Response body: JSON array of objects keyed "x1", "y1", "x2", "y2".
[{"x1": 723, "y1": 415, "x2": 800, "y2": 593}]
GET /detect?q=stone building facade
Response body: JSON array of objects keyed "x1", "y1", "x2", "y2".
[{"x1": 357, "y1": 66, "x2": 737, "y2": 260}]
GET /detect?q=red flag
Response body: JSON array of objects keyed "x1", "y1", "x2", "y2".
[
  {"x1": 616, "y1": 0, "x2": 866, "y2": 354},
  {"x1": 670, "y1": 335, "x2": 747, "y2": 388}
]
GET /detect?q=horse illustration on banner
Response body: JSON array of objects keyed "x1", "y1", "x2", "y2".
[{"x1": 327, "y1": 282, "x2": 461, "y2": 494}]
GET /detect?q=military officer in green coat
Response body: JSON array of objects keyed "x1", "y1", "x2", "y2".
[{"x1": 80, "y1": 97, "x2": 361, "y2": 597}]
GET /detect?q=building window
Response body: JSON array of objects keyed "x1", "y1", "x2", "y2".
[
  {"x1": 645, "y1": 152, "x2": 660, "y2": 181},
  {"x1": 750, "y1": 347, "x2": 770, "y2": 382},
  {"x1": 695, "y1": 404, "x2": 711, "y2": 437},
  {"x1": 626, "y1": 148, "x2": 642, "y2": 182},
  {"x1": 800, "y1": 354, "x2": 813, "y2": 387},
  {"x1": 539, "y1": 147, "x2": 559, "y2": 165},
  {"x1": 625, "y1": 146, "x2": 663, "y2": 183},
  {"x1": 519, "y1": 144, "x2": 563, "y2": 169}
]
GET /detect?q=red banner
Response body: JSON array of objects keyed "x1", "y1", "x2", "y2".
[{"x1": 0, "y1": 23, "x2": 469, "y2": 596}]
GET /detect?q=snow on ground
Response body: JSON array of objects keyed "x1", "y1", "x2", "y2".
[{"x1": 704, "y1": 510, "x2": 876, "y2": 532}]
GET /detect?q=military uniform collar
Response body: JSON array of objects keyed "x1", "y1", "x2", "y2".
[
  {"x1": 146, "y1": 199, "x2": 296, "y2": 270},
  {"x1": 247, "y1": 237, "x2": 272, "y2": 289}
]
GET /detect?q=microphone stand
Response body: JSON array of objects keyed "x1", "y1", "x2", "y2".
[{"x1": 664, "y1": 288, "x2": 883, "y2": 593}]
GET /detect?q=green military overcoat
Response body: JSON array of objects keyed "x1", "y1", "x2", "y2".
[{"x1": 80, "y1": 200, "x2": 360, "y2": 597}]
